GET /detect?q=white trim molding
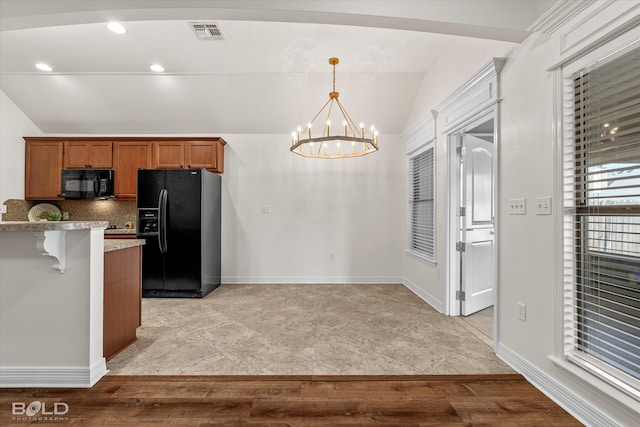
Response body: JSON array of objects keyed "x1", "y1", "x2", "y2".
[
  {"x1": 497, "y1": 343, "x2": 622, "y2": 427},
  {"x1": 546, "y1": 0, "x2": 640, "y2": 70},
  {"x1": 0, "y1": 359, "x2": 107, "y2": 388},
  {"x1": 436, "y1": 58, "x2": 505, "y2": 133},
  {"x1": 528, "y1": 0, "x2": 596, "y2": 34},
  {"x1": 402, "y1": 277, "x2": 444, "y2": 313},
  {"x1": 403, "y1": 110, "x2": 437, "y2": 155},
  {"x1": 221, "y1": 276, "x2": 405, "y2": 285}
]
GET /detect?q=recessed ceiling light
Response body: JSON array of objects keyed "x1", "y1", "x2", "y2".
[
  {"x1": 107, "y1": 22, "x2": 127, "y2": 34},
  {"x1": 35, "y1": 63, "x2": 52, "y2": 71},
  {"x1": 149, "y1": 64, "x2": 165, "y2": 72}
]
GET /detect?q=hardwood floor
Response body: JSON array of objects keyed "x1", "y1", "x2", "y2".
[{"x1": 0, "y1": 374, "x2": 582, "y2": 426}]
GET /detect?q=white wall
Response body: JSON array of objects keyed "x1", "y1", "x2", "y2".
[
  {"x1": 0, "y1": 86, "x2": 405, "y2": 282},
  {"x1": 0, "y1": 90, "x2": 42, "y2": 204},
  {"x1": 219, "y1": 133, "x2": 405, "y2": 283},
  {"x1": 498, "y1": 30, "x2": 556, "y2": 366},
  {"x1": 496, "y1": 3, "x2": 640, "y2": 426},
  {"x1": 403, "y1": 38, "x2": 514, "y2": 310},
  {"x1": 402, "y1": 2, "x2": 640, "y2": 424}
]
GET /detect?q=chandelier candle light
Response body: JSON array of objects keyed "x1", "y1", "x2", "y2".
[{"x1": 290, "y1": 57, "x2": 379, "y2": 158}]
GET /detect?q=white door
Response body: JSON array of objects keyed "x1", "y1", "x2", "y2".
[{"x1": 459, "y1": 134, "x2": 495, "y2": 315}]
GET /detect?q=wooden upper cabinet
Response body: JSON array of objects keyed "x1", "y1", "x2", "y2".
[
  {"x1": 64, "y1": 141, "x2": 113, "y2": 169},
  {"x1": 25, "y1": 139, "x2": 64, "y2": 200},
  {"x1": 152, "y1": 139, "x2": 225, "y2": 172},
  {"x1": 186, "y1": 140, "x2": 224, "y2": 173},
  {"x1": 113, "y1": 142, "x2": 152, "y2": 200},
  {"x1": 23, "y1": 137, "x2": 224, "y2": 201},
  {"x1": 152, "y1": 141, "x2": 186, "y2": 169}
]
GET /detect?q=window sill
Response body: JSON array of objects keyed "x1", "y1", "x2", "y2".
[{"x1": 405, "y1": 249, "x2": 437, "y2": 267}]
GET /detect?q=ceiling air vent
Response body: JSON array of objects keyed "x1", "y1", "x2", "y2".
[{"x1": 189, "y1": 22, "x2": 224, "y2": 41}]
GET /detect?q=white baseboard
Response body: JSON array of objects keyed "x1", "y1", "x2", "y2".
[
  {"x1": 0, "y1": 359, "x2": 107, "y2": 388},
  {"x1": 401, "y1": 277, "x2": 445, "y2": 313},
  {"x1": 497, "y1": 343, "x2": 619, "y2": 427},
  {"x1": 221, "y1": 276, "x2": 405, "y2": 285}
]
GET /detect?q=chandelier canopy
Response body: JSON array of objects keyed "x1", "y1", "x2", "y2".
[{"x1": 290, "y1": 57, "x2": 379, "y2": 159}]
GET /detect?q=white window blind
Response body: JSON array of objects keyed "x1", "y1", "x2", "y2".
[
  {"x1": 564, "y1": 45, "x2": 640, "y2": 397},
  {"x1": 409, "y1": 146, "x2": 435, "y2": 261}
]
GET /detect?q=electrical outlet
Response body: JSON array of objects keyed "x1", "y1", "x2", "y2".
[
  {"x1": 518, "y1": 303, "x2": 527, "y2": 322},
  {"x1": 509, "y1": 198, "x2": 526, "y2": 215},
  {"x1": 261, "y1": 205, "x2": 271, "y2": 214}
]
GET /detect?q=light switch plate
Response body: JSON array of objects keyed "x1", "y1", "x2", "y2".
[
  {"x1": 0, "y1": 205, "x2": 6, "y2": 214},
  {"x1": 509, "y1": 198, "x2": 526, "y2": 215},
  {"x1": 536, "y1": 196, "x2": 552, "y2": 215}
]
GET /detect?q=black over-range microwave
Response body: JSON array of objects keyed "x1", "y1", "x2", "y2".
[{"x1": 61, "y1": 169, "x2": 114, "y2": 199}]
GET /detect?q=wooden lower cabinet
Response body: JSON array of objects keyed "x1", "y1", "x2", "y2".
[{"x1": 103, "y1": 246, "x2": 142, "y2": 360}]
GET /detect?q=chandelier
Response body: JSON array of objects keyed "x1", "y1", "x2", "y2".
[{"x1": 290, "y1": 57, "x2": 379, "y2": 158}]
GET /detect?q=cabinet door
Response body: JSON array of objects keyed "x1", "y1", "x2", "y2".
[
  {"x1": 25, "y1": 140, "x2": 64, "y2": 200},
  {"x1": 113, "y1": 142, "x2": 152, "y2": 199},
  {"x1": 185, "y1": 141, "x2": 224, "y2": 172},
  {"x1": 64, "y1": 141, "x2": 113, "y2": 168},
  {"x1": 152, "y1": 141, "x2": 185, "y2": 169}
]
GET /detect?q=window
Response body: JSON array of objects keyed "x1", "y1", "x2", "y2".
[
  {"x1": 409, "y1": 145, "x2": 435, "y2": 261},
  {"x1": 564, "y1": 46, "x2": 640, "y2": 398}
]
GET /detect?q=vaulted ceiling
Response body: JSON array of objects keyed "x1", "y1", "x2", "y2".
[{"x1": 0, "y1": 0, "x2": 556, "y2": 135}]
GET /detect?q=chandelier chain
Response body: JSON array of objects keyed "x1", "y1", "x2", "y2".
[{"x1": 333, "y1": 61, "x2": 336, "y2": 93}]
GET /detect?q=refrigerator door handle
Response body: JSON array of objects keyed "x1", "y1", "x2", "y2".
[{"x1": 158, "y1": 189, "x2": 168, "y2": 253}]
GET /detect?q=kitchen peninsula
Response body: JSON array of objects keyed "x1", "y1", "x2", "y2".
[{"x1": 0, "y1": 221, "x2": 144, "y2": 388}]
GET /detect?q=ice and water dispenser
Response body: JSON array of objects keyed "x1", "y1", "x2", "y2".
[{"x1": 137, "y1": 208, "x2": 159, "y2": 236}]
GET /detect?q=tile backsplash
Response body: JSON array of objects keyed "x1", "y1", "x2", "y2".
[{"x1": 2, "y1": 199, "x2": 136, "y2": 228}]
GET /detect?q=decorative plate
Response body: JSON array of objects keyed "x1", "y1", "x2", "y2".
[{"x1": 28, "y1": 203, "x2": 62, "y2": 222}]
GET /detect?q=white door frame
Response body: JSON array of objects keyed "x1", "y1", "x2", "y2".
[
  {"x1": 436, "y1": 58, "x2": 504, "y2": 353},
  {"x1": 446, "y1": 108, "x2": 498, "y2": 318}
]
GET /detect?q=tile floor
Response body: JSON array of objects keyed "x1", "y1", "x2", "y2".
[
  {"x1": 460, "y1": 305, "x2": 494, "y2": 343},
  {"x1": 107, "y1": 284, "x2": 513, "y2": 375}
]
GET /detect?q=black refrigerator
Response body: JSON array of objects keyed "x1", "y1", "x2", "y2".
[{"x1": 136, "y1": 168, "x2": 221, "y2": 298}]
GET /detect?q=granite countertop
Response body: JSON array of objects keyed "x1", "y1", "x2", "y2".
[
  {"x1": 104, "y1": 238, "x2": 145, "y2": 253},
  {"x1": 0, "y1": 220, "x2": 109, "y2": 232}
]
